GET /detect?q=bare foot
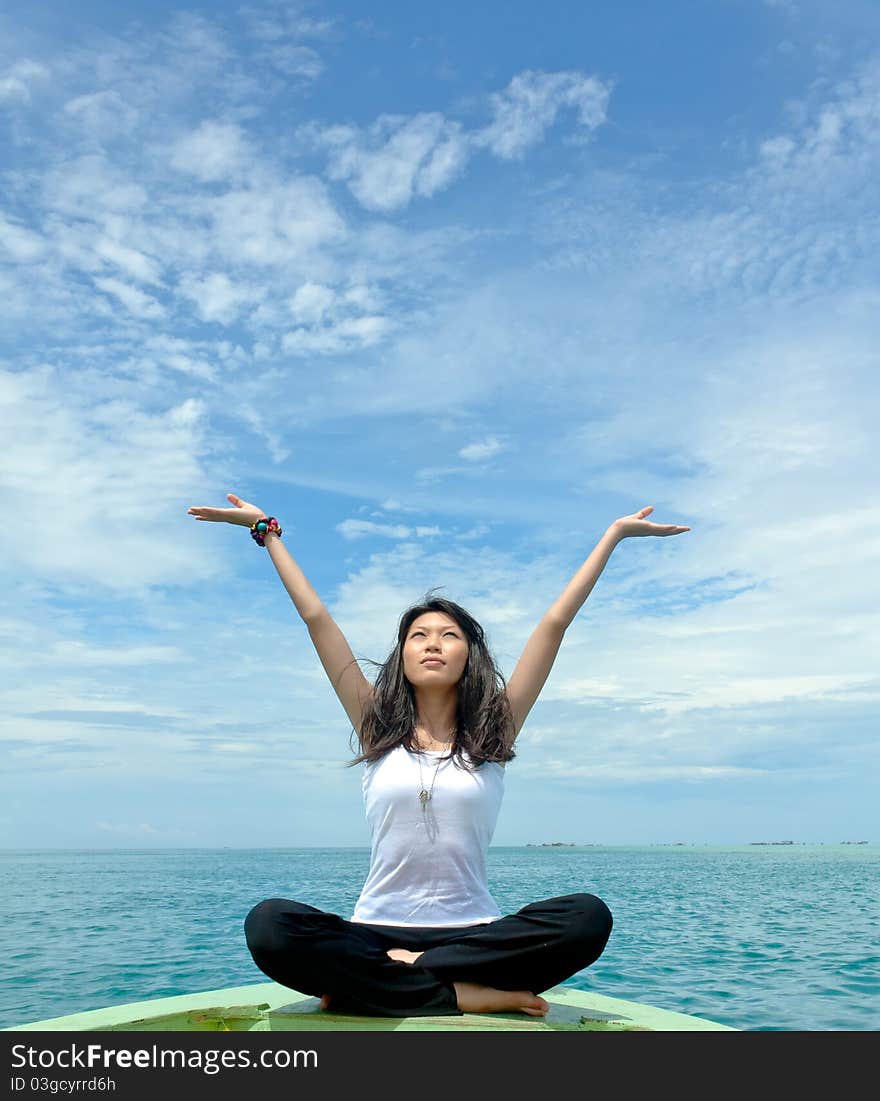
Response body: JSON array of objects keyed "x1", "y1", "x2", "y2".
[
  {"x1": 386, "y1": 947, "x2": 424, "y2": 964},
  {"x1": 453, "y1": 981, "x2": 549, "y2": 1017},
  {"x1": 320, "y1": 994, "x2": 333, "y2": 1011}
]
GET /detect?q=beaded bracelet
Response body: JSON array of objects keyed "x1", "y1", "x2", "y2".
[{"x1": 250, "y1": 516, "x2": 283, "y2": 547}]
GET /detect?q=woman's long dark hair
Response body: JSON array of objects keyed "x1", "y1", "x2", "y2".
[{"x1": 350, "y1": 590, "x2": 516, "y2": 768}]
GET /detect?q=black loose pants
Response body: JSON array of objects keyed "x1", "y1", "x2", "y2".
[{"x1": 244, "y1": 892, "x2": 613, "y2": 1017}]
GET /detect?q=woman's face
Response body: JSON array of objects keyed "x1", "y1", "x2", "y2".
[{"x1": 401, "y1": 612, "x2": 469, "y2": 689}]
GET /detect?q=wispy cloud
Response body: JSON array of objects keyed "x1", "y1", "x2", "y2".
[
  {"x1": 0, "y1": 366, "x2": 212, "y2": 589},
  {"x1": 319, "y1": 113, "x2": 470, "y2": 211},
  {"x1": 0, "y1": 59, "x2": 49, "y2": 102},
  {"x1": 282, "y1": 280, "x2": 389, "y2": 353},
  {"x1": 170, "y1": 120, "x2": 251, "y2": 182},
  {"x1": 240, "y1": 1, "x2": 336, "y2": 43},
  {"x1": 63, "y1": 90, "x2": 140, "y2": 138},
  {"x1": 476, "y1": 70, "x2": 611, "y2": 159},
  {"x1": 311, "y1": 68, "x2": 611, "y2": 211},
  {"x1": 459, "y1": 436, "x2": 508, "y2": 461},
  {"x1": 336, "y1": 519, "x2": 442, "y2": 540},
  {"x1": 93, "y1": 276, "x2": 166, "y2": 319}
]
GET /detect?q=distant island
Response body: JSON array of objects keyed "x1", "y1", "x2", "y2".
[
  {"x1": 749, "y1": 840, "x2": 869, "y2": 846},
  {"x1": 526, "y1": 842, "x2": 577, "y2": 847}
]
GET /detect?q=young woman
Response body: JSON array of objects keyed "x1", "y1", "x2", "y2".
[{"x1": 187, "y1": 493, "x2": 690, "y2": 1017}]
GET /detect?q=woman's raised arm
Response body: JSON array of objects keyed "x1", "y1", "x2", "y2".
[
  {"x1": 504, "y1": 506, "x2": 690, "y2": 741},
  {"x1": 187, "y1": 493, "x2": 374, "y2": 735}
]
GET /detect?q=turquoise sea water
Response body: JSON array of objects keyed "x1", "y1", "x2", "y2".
[{"x1": 1, "y1": 845, "x2": 877, "y2": 1032}]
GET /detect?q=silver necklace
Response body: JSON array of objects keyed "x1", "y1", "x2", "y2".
[{"x1": 417, "y1": 750, "x2": 445, "y2": 808}]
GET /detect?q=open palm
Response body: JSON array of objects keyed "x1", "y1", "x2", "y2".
[
  {"x1": 612, "y1": 506, "x2": 690, "y2": 539},
  {"x1": 187, "y1": 493, "x2": 265, "y2": 528}
]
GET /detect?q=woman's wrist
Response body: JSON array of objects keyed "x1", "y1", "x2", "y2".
[{"x1": 250, "y1": 516, "x2": 283, "y2": 547}]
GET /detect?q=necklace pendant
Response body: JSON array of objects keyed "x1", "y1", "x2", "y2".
[{"x1": 419, "y1": 789, "x2": 430, "y2": 806}]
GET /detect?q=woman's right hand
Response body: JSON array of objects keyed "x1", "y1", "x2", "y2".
[{"x1": 187, "y1": 493, "x2": 266, "y2": 528}]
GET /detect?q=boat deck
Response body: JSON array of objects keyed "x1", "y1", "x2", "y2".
[{"x1": 5, "y1": 982, "x2": 738, "y2": 1031}]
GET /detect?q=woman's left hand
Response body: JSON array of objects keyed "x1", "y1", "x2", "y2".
[{"x1": 611, "y1": 506, "x2": 690, "y2": 539}]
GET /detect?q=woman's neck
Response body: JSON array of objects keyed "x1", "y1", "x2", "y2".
[
  {"x1": 412, "y1": 696, "x2": 458, "y2": 750},
  {"x1": 413, "y1": 725, "x2": 455, "y2": 751}
]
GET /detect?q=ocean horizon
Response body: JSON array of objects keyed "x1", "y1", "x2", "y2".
[{"x1": 2, "y1": 844, "x2": 878, "y2": 1032}]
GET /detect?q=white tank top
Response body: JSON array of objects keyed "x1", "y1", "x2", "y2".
[{"x1": 351, "y1": 744, "x2": 505, "y2": 927}]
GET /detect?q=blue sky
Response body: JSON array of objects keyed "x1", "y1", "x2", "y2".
[{"x1": 1, "y1": 0, "x2": 877, "y2": 848}]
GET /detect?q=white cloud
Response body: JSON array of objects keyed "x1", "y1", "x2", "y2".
[
  {"x1": 282, "y1": 280, "x2": 391, "y2": 353},
  {"x1": 94, "y1": 235, "x2": 163, "y2": 285},
  {"x1": 144, "y1": 336, "x2": 226, "y2": 382},
  {"x1": 63, "y1": 90, "x2": 139, "y2": 137},
  {"x1": 45, "y1": 154, "x2": 149, "y2": 216},
  {"x1": 760, "y1": 135, "x2": 796, "y2": 160},
  {"x1": 266, "y1": 44, "x2": 324, "y2": 79},
  {"x1": 206, "y1": 177, "x2": 346, "y2": 264},
  {"x1": 342, "y1": 283, "x2": 383, "y2": 310},
  {"x1": 159, "y1": 352, "x2": 217, "y2": 381},
  {"x1": 477, "y1": 69, "x2": 611, "y2": 159},
  {"x1": 50, "y1": 640, "x2": 184, "y2": 666},
  {"x1": 0, "y1": 60, "x2": 49, "y2": 102},
  {"x1": 170, "y1": 120, "x2": 250, "y2": 182},
  {"x1": 239, "y1": 403, "x2": 291, "y2": 463},
  {"x1": 323, "y1": 113, "x2": 468, "y2": 212},
  {"x1": 238, "y1": 1, "x2": 330, "y2": 79},
  {"x1": 94, "y1": 276, "x2": 165, "y2": 319},
  {"x1": 316, "y1": 68, "x2": 610, "y2": 211},
  {"x1": 179, "y1": 271, "x2": 259, "y2": 324},
  {"x1": 282, "y1": 314, "x2": 389, "y2": 354},
  {"x1": 290, "y1": 281, "x2": 336, "y2": 323},
  {"x1": 757, "y1": 57, "x2": 880, "y2": 181},
  {"x1": 545, "y1": 59, "x2": 880, "y2": 311},
  {"x1": 0, "y1": 367, "x2": 213, "y2": 589},
  {"x1": 414, "y1": 465, "x2": 472, "y2": 484},
  {"x1": 459, "y1": 436, "x2": 507, "y2": 461},
  {"x1": 336, "y1": 519, "x2": 442, "y2": 540},
  {"x1": 0, "y1": 215, "x2": 47, "y2": 262},
  {"x1": 241, "y1": 4, "x2": 336, "y2": 42}
]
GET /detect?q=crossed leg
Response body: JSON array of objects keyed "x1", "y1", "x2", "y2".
[
  {"x1": 321, "y1": 949, "x2": 549, "y2": 1016},
  {"x1": 379, "y1": 948, "x2": 548, "y2": 1016},
  {"x1": 247, "y1": 894, "x2": 611, "y2": 1019}
]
